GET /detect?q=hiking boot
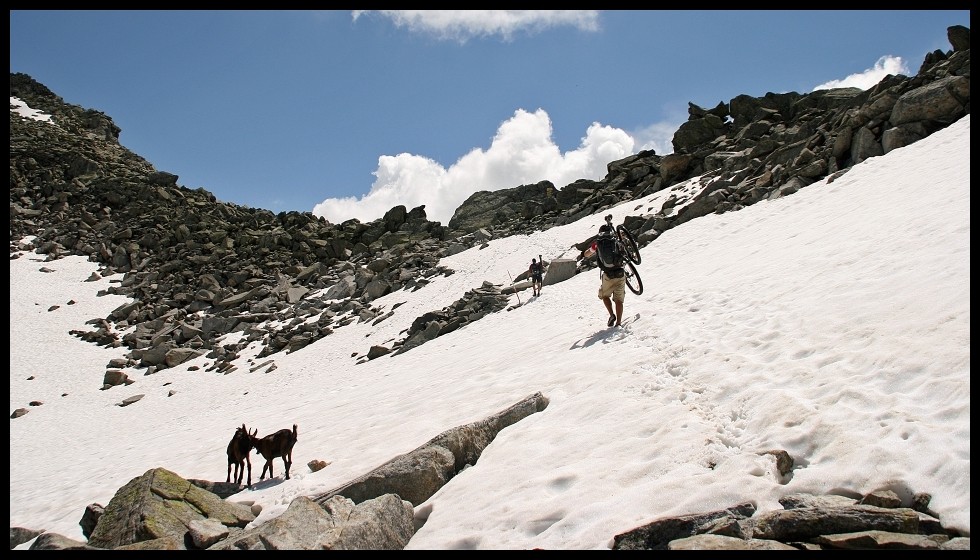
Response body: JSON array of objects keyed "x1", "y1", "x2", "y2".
[{"x1": 607, "y1": 314, "x2": 616, "y2": 327}]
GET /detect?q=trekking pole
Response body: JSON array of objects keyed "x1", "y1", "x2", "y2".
[
  {"x1": 507, "y1": 270, "x2": 521, "y2": 305},
  {"x1": 539, "y1": 254, "x2": 543, "y2": 290}
]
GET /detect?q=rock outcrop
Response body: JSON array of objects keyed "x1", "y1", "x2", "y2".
[{"x1": 612, "y1": 490, "x2": 968, "y2": 550}]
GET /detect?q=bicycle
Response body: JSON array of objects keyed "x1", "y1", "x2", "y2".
[{"x1": 603, "y1": 214, "x2": 643, "y2": 295}]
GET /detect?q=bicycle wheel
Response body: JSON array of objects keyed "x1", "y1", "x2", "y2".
[
  {"x1": 616, "y1": 225, "x2": 641, "y2": 265},
  {"x1": 623, "y1": 260, "x2": 643, "y2": 295}
]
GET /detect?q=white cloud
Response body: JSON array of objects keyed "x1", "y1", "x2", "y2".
[
  {"x1": 813, "y1": 55, "x2": 909, "y2": 91},
  {"x1": 630, "y1": 120, "x2": 681, "y2": 155},
  {"x1": 312, "y1": 108, "x2": 634, "y2": 225},
  {"x1": 351, "y1": 10, "x2": 600, "y2": 42},
  {"x1": 312, "y1": 52, "x2": 912, "y2": 227}
]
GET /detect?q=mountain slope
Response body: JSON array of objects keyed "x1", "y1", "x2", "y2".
[{"x1": 9, "y1": 114, "x2": 970, "y2": 548}]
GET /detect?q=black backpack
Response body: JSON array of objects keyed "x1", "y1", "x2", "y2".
[{"x1": 596, "y1": 233, "x2": 622, "y2": 269}]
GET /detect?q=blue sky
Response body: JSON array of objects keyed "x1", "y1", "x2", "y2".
[{"x1": 9, "y1": 10, "x2": 970, "y2": 224}]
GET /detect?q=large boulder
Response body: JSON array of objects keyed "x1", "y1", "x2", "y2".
[
  {"x1": 208, "y1": 494, "x2": 415, "y2": 550},
  {"x1": 314, "y1": 392, "x2": 550, "y2": 507},
  {"x1": 86, "y1": 467, "x2": 255, "y2": 549}
]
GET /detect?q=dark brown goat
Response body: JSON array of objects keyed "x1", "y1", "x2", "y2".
[
  {"x1": 250, "y1": 424, "x2": 298, "y2": 481},
  {"x1": 226, "y1": 424, "x2": 257, "y2": 487}
]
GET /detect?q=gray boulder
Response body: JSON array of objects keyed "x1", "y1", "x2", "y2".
[
  {"x1": 86, "y1": 467, "x2": 255, "y2": 549},
  {"x1": 209, "y1": 494, "x2": 414, "y2": 550},
  {"x1": 314, "y1": 391, "x2": 550, "y2": 507}
]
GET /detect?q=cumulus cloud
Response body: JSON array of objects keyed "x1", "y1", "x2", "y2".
[
  {"x1": 813, "y1": 55, "x2": 909, "y2": 91},
  {"x1": 311, "y1": 108, "x2": 635, "y2": 225},
  {"x1": 351, "y1": 10, "x2": 600, "y2": 42},
  {"x1": 630, "y1": 120, "x2": 681, "y2": 156},
  {"x1": 311, "y1": 52, "x2": 905, "y2": 227}
]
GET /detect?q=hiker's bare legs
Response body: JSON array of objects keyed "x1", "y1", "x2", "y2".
[
  {"x1": 602, "y1": 297, "x2": 614, "y2": 320},
  {"x1": 615, "y1": 300, "x2": 623, "y2": 326}
]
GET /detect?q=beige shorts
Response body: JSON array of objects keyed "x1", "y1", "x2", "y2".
[{"x1": 598, "y1": 271, "x2": 626, "y2": 302}]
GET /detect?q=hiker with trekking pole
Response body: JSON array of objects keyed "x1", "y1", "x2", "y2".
[{"x1": 529, "y1": 254, "x2": 544, "y2": 297}]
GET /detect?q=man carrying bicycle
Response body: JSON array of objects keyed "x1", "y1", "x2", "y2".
[{"x1": 583, "y1": 222, "x2": 626, "y2": 327}]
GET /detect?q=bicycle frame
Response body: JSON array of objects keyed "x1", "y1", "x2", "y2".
[{"x1": 603, "y1": 215, "x2": 643, "y2": 294}]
